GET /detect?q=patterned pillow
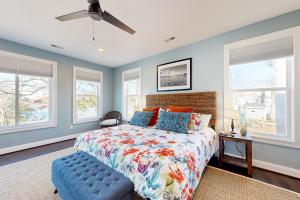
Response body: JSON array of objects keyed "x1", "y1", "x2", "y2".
[
  {"x1": 156, "y1": 111, "x2": 191, "y2": 134},
  {"x1": 143, "y1": 107, "x2": 160, "y2": 126},
  {"x1": 129, "y1": 111, "x2": 154, "y2": 127},
  {"x1": 188, "y1": 113, "x2": 212, "y2": 131}
]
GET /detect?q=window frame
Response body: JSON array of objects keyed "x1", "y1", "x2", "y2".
[
  {"x1": 122, "y1": 68, "x2": 142, "y2": 121},
  {"x1": 72, "y1": 66, "x2": 103, "y2": 124},
  {"x1": 224, "y1": 27, "x2": 299, "y2": 148},
  {"x1": 0, "y1": 50, "x2": 57, "y2": 135}
]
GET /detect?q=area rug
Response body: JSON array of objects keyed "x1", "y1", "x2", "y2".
[{"x1": 0, "y1": 148, "x2": 299, "y2": 200}]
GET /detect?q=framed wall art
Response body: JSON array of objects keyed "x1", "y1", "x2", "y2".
[{"x1": 157, "y1": 58, "x2": 192, "y2": 92}]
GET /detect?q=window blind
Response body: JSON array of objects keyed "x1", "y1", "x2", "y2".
[
  {"x1": 230, "y1": 36, "x2": 293, "y2": 65},
  {"x1": 0, "y1": 54, "x2": 19, "y2": 74},
  {"x1": 19, "y1": 58, "x2": 53, "y2": 77},
  {"x1": 0, "y1": 53, "x2": 54, "y2": 77},
  {"x1": 123, "y1": 69, "x2": 140, "y2": 81},
  {"x1": 76, "y1": 68, "x2": 101, "y2": 82}
]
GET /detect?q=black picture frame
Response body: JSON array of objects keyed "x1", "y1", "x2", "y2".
[{"x1": 157, "y1": 58, "x2": 192, "y2": 92}]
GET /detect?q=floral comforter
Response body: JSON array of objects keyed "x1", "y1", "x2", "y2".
[{"x1": 74, "y1": 124, "x2": 217, "y2": 200}]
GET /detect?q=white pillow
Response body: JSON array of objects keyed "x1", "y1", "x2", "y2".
[
  {"x1": 188, "y1": 113, "x2": 212, "y2": 131},
  {"x1": 100, "y1": 119, "x2": 118, "y2": 126}
]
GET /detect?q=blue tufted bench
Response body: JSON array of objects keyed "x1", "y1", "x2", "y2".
[{"x1": 52, "y1": 151, "x2": 134, "y2": 200}]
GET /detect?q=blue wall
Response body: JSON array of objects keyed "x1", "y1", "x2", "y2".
[
  {"x1": 113, "y1": 10, "x2": 300, "y2": 169},
  {"x1": 0, "y1": 39, "x2": 114, "y2": 149},
  {"x1": 1, "y1": 10, "x2": 299, "y2": 170}
]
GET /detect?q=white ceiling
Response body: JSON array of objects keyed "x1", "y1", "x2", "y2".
[{"x1": 0, "y1": 0, "x2": 300, "y2": 67}]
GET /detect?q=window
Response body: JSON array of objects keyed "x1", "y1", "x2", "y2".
[
  {"x1": 122, "y1": 68, "x2": 141, "y2": 120},
  {"x1": 73, "y1": 67, "x2": 103, "y2": 123},
  {"x1": 224, "y1": 28, "x2": 297, "y2": 147},
  {"x1": 0, "y1": 51, "x2": 57, "y2": 134}
]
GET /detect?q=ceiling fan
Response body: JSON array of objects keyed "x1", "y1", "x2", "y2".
[{"x1": 55, "y1": 0, "x2": 135, "y2": 35}]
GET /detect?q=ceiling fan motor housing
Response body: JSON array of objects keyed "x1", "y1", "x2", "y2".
[{"x1": 88, "y1": 3, "x2": 102, "y2": 21}]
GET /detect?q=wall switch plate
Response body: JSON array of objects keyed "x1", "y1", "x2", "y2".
[{"x1": 69, "y1": 125, "x2": 73, "y2": 129}]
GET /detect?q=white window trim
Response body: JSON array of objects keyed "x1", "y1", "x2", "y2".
[
  {"x1": 73, "y1": 66, "x2": 103, "y2": 124},
  {"x1": 0, "y1": 50, "x2": 57, "y2": 135},
  {"x1": 224, "y1": 26, "x2": 300, "y2": 148},
  {"x1": 122, "y1": 68, "x2": 142, "y2": 121}
]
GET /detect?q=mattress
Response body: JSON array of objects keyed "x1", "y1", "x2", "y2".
[{"x1": 74, "y1": 124, "x2": 218, "y2": 200}]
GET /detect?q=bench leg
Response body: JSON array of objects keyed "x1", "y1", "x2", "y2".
[{"x1": 54, "y1": 189, "x2": 58, "y2": 194}]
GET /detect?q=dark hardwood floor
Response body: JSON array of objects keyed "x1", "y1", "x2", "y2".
[
  {"x1": 0, "y1": 139, "x2": 75, "y2": 166},
  {"x1": 0, "y1": 140, "x2": 299, "y2": 194}
]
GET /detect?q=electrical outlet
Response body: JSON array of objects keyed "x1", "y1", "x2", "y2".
[{"x1": 69, "y1": 125, "x2": 73, "y2": 129}]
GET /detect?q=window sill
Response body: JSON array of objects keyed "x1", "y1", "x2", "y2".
[
  {"x1": 73, "y1": 117, "x2": 100, "y2": 125},
  {"x1": 0, "y1": 122, "x2": 57, "y2": 135},
  {"x1": 251, "y1": 134, "x2": 300, "y2": 149}
]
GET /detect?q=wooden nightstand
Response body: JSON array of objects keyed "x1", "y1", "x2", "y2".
[{"x1": 218, "y1": 133, "x2": 253, "y2": 177}]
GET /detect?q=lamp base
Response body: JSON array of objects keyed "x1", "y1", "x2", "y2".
[{"x1": 240, "y1": 128, "x2": 247, "y2": 136}]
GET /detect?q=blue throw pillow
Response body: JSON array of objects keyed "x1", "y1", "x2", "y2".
[
  {"x1": 129, "y1": 111, "x2": 154, "y2": 127},
  {"x1": 156, "y1": 111, "x2": 191, "y2": 134}
]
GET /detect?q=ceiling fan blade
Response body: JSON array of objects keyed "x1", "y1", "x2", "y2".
[
  {"x1": 56, "y1": 10, "x2": 88, "y2": 21},
  {"x1": 102, "y1": 11, "x2": 135, "y2": 35}
]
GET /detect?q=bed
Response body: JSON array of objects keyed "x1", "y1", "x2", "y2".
[{"x1": 74, "y1": 92, "x2": 218, "y2": 200}]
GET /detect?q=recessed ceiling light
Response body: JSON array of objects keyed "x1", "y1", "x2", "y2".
[{"x1": 98, "y1": 48, "x2": 105, "y2": 52}]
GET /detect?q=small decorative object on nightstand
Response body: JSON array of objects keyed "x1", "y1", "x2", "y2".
[
  {"x1": 231, "y1": 119, "x2": 235, "y2": 133},
  {"x1": 239, "y1": 107, "x2": 247, "y2": 136},
  {"x1": 218, "y1": 132, "x2": 253, "y2": 177},
  {"x1": 240, "y1": 127, "x2": 247, "y2": 136}
]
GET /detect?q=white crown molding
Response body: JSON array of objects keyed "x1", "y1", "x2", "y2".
[{"x1": 0, "y1": 133, "x2": 79, "y2": 156}]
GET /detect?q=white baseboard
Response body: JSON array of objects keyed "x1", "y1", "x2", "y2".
[
  {"x1": 253, "y1": 159, "x2": 300, "y2": 179},
  {"x1": 0, "y1": 133, "x2": 79, "y2": 155},
  {"x1": 224, "y1": 153, "x2": 300, "y2": 179}
]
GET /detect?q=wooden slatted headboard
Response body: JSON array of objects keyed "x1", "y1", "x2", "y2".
[{"x1": 146, "y1": 92, "x2": 217, "y2": 129}]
